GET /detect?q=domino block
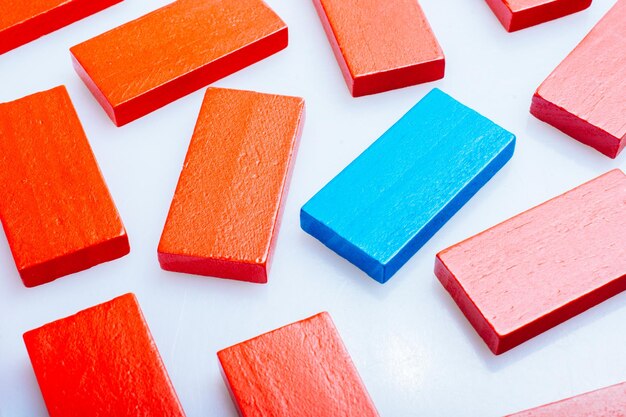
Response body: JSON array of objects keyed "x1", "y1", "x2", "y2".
[
  {"x1": 218, "y1": 312, "x2": 379, "y2": 417},
  {"x1": 0, "y1": 0, "x2": 123, "y2": 54},
  {"x1": 506, "y1": 382, "x2": 626, "y2": 416},
  {"x1": 301, "y1": 88, "x2": 515, "y2": 283},
  {"x1": 313, "y1": 0, "x2": 444, "y2": 97},
  {"x1": 70, "y1": 0, "x2": 288, "y2": 126},
  {"x1": 485, "y1": 0, "x2": 592, "y2": 32},
  {"x1": 0, "y1": 86, "x2": 129, "y2": 287},
  {"x1": 436, "y1": 170, "x2": 626, "y2": 355},
  {"x1": 23, "y1": 294, "x2": 185, "y2": 417},
  {"x1": 158, "y1": 88, "x2": 304, "y2": 283},
  {"x1": 531, "y1": 0, "x2": 626, "y2": 158}
]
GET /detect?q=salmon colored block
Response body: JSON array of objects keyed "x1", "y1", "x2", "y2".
[
  {"x1": 506, "y1": 382, "x2": 626, "y2": 416},
  {"x1": 531, "y1": 0, "x2": 626, "y2": 158},
  {"x1": 435, "y1": 170, "x2": 626, "y2": 354},
  {"x1": 0, "y1": 86, "x2": 129, "y2": 287},
  {"x1": 23, "y1": 294, "x2": 185, "y2": 417},
  {"x1": 0, "y1": 0, "x2": 123, "y2": 54},
  {"x1": 70, "y1": 0, "x2": 288, "y2": 126},
  {"x1": 484, "y1": 0, "x2": 591, "y2": 32},
  {"x1": 158, "y1": 88, "x2": 304, "y2": 283},
  {"x1": 218, "y1": 312, "x2": 379, "y2": 417},
  {"x1": 313, "y1": 0, "x2": 444, "y2": 97}
]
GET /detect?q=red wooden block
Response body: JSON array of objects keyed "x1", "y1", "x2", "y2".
[
  {"x1": 484, "y1": 0, "x2": 592, "y2": 32},
  {"x1": 23, "y1": 294, "x2": 185, "y2": 417},
  {"x1": 0, "y1": 0, "x2": 123, "y2": 54},
  {"x1": 506, "y1": 382, "x2": 626, "y2": 416},
  {"x1": 218, "y1": 312, "x2": 379, "y2": 417},
  {"x1": 0, "y1": 86, "x2": 129, "y2": 287},
  {"x1": 313, "y1": 0, "x2": 444, "y2": 97},
  {"x1": 70, "y1": 0, "x2": 288, "y2": 126},
  {"x1": 531, "y1": 0, "x2": 626, "y2": 158},
  {"x1": 158, "y1": 88, "x2": 304, "y2": 283},
  {"x1": 435, "y1": 170, "x2": 626, "y2": 354}
]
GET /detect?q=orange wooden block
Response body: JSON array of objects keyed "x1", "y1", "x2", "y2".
[
  {"x1": 24, "y1": 294, "x2": 185, "y2": 417},
  {"x1": 0, "y1": 0, "x2": 123, "y2": 54},
  {"x1": 218, "y1": 312, "x2": 379, "y2": 417},
  {"x1": 70, "y1": 0, "x2": 288, "y2": 126},
  {"x1": 484, "y1": 0, "x2": 592, "y2": 32},
  {"x1": 0, "y1": 86, "x2": 129, "y2": 287},
  {"x1": 313, "y1": 0, "x2": 445, "y2": 97},
  {"x1": 158, "y1": 88, "x2": 305, "y2": 283}
]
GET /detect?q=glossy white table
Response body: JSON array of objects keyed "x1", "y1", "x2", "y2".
[{"x1": 0, "y1": 0, "x2": 623, "y2": 415}]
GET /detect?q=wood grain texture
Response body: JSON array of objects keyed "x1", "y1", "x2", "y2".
[
  {"x1": 0, "y1": 86, "x2": 129, "y2": 287},
  {"x1": 301, "y1": 88, "x2": 515, "y2": 283},
  {"x1": 218, "y1": 312, "x2": 379, "y2": 417},
  {"x1": 23, "y1": 294, "x2": 185, "y2": 417},
  {"x1": 530, "y1": 0, "x2": 626, "y2": 158},
  {"x1": 506, "y1": 382, "x2": 626, "y2": 416},
  {"x1": 436, "y1": 170, "x2": 626, "y2": 354},
  {"x1": 313, "y1": 0, "x2": 444, "y2": 97},
  {"x1": 158, "y1": 88, "x2": 305, "y2": 283},
  {"x1": 484, "y1": 0, "x2": 591, "y2": 32},
  {"x1": 0, "y1": 0, "x2": 123, "y2": 54},
  {"x1": 70, "y1": 0, "x2": 288, "y2": 126}
]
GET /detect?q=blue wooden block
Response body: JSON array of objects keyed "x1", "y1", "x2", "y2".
[{"x1": 301, "y1": 88, "x2": 515, "y2": 283}]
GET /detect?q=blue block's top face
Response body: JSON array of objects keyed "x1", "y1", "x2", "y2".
[{"x1": 301, "y1": 89, "x2": 515, "y2": 281}]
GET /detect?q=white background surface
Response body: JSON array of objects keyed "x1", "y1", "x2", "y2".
[{"x1": 0, "y1": 0, "x2": 624, "y2": 415}]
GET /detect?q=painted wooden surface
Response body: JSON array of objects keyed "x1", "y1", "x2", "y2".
[
  {"x1": 0, "y1": 0, "x2": 123, "y2": 54},
  {"x1": 506, "y1": 382, "x2": 626, "y2": 416},
  {"x1": 23, "y1": 294, "x2": 185, "y2": 417},
  {"x1": 301, "y1": 88, "x2": 515, "y2": 283},
  {"x1": 158, "y1": 88, "x2": 304, "y2": 283},
  {"x1": 530, "y1": 0, "x2": 626, "y2": 158},
  {"x1": 218, "y1": 312, "x2": 379, "y2": 417},
  {"x1": 436, "y1": 170, "x2": 626, "y2": 355},
  {"x1": 70, "y1": 0, "x2": 288, "y2": 126},
  {"x1": 484, "y1": 0, "x2": 592, "y2": 32},
  {"x1": 312, "y1": 0, "x2": 444, "y2": 97},
  {"x1": 0, "y1": 86, "x2": 128, "y2": 288}
]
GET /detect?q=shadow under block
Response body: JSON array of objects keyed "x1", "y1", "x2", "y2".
[
  {"x1": 0, "y1": 0, "x2": 123, "y2": 54},
  {"x1": 530, "y1": 0, "x2": 626, "y2": 158},
  {"x1": 0, "y1": 86, "x2": 129, "y2": 287},
  {"x1": 23, "y1": 294, "x2": 185, "y2": 417},
  {"x1": 313, "y1": 0, "x2": 444, "y2": 97},
  {"x1": 70, "y1": 0, "x2": 288, "y2": 126},
  {"x1": 218, "y1": 312, "x2": 379, "y2": 417},
  {"x1": 436, "y1": 170, "x2": 626, "y2": 355},
  {"x1": 484, "y1": 0, "x2": 591, "y2": 32},
  {"x1": 158, "y1": 88, "x2": 305, "y2": 283},
  {"x1": 301, "y1": 88, "x2": 515, "y2": 283},
  {"x1": 506, "y1": 382, "x2": 626, "y2": 416}
]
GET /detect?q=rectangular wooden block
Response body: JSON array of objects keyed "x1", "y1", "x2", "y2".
[
  {"x1": 531, "y1": 0, "x2": 626, "y2": 158},
  {"x1": 301, "y1": 88, "x2": 515, "y2": 283},
  {"x1": 0, "y1": 0, "x2": 123, "y2": 54},
  {"x1": 218, "y1": 312, "x2": 379, "y2": 417},
  {"x1": 436, "y1": 170, "x2": 626, "y2": 355},
  {"x1": 23, "y1": 294, "x2": 185, "y2": 417},
  {"x1": 506, "y1": 382, "x2": 626, "y2": 416},
  {"x1": 313, "y1": 0, "x2": 444, "y2": 97},
  {"x1": 485, "y1": 0, "x2": 591, "y2": 32},
  {"x1": 0, "y1": 86, "x2": 129, "y2": 287},
  {"x1": 158, "y1": 88, "x2": 305, "y2": 283},
  {"x1": 70, "y1": 0, "x2": 288, "y2": 126}
]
